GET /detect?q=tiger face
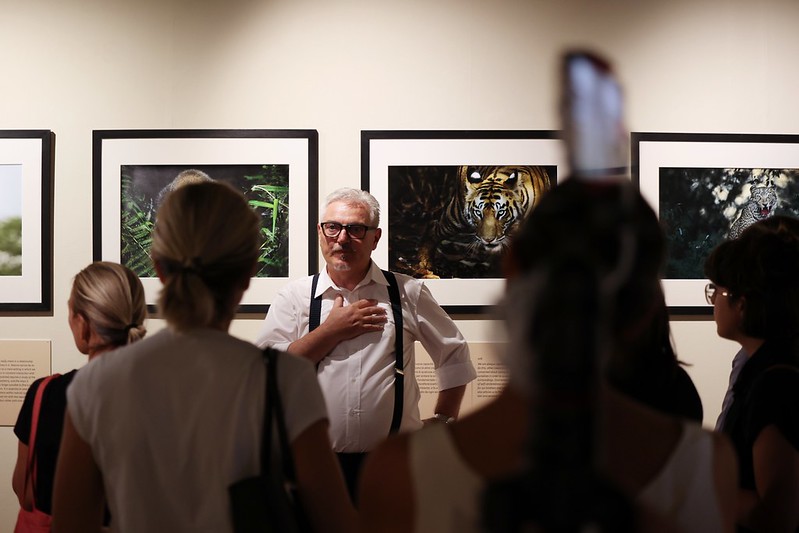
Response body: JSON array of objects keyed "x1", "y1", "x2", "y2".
[{"x1": 458, "y1": 165, "x2": 550, "y2": 253}]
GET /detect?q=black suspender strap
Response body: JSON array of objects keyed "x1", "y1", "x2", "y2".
[
  {"x1": 307, "y1": 270, "x2": 405, "y2": 435},
  {"x1": 308, "y1": 273, "x2": 321, "y2": 332},
  {"x1": 382, "y1": 270, "x2": 404, "y2": 435}
]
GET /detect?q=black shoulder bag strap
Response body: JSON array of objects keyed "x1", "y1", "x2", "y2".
[
  {"x1": 307, "y1": 270, "x2": 404, "y2": 435},
  {"x1": 263, "y1": 348, "x2": 310, "y2": 532},
  {"x1": 383, "y1": 270, "x2": 404, "y2": 435},
  {"x1": 264, "y1": 349, "x2": 298, "y2": 489}
]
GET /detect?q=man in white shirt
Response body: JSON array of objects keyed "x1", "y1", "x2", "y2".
[{"x1": 256, "y1": 187, "x2": 476, "y2": 502}]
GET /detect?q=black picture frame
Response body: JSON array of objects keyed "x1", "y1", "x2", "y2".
[
  {"x1": 361, "y1": 130, "x2": 564, "y2": 314},
  {"x1": 0, "y1": 130, "x2": 54, "y2": 314},
  {"x1": 632, "y1": 132, "x2": 799, "y2": 314},
  {"x1": 93, "y1": 129, "x2": 318, "y2": 313}
]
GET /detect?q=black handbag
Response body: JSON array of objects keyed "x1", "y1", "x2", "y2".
[{"x1": 229, "y1": 348, "x2": 312, "y2": 533}]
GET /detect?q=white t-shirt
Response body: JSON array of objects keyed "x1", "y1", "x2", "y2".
[
  {"x1": 256, "y1": 261, "x2": 476, "y2": 452},
  {"x1": 67, "y1": 327, "x2": 327, "y2": 533},
  {"x1": 410, "y1": 421, "x2": 723, "y2": 533}
]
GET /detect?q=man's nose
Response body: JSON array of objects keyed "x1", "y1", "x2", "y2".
[{"x1": 336, "y1": 228, "x2": 351, "y2": 243}]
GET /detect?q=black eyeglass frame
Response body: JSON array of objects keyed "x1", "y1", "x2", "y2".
[{"x1": 319, "y1": 221, "x2": 377, "y2": 239}]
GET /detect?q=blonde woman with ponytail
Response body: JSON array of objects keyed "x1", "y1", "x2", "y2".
[
  {"x1": 53, "y1": 180, "x2": 354, "y2": 533},
  {"x1": 12, "y1": 262, "x2": 146, "y2": 526}
]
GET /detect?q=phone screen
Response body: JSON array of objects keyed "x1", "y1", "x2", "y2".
[{"x1": 562, "y1": 51, "x2": 628, "y2": 180}]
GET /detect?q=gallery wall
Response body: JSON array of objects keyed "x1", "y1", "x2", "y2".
[{"x1": 1, "y1": 0, "x2": 798, "y2": 527}]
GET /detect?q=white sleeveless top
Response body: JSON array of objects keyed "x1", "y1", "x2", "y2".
[{"x1": 410, "y1": 421, "x2": 722, "y2": 533}]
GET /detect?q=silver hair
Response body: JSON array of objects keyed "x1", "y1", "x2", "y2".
[{"x1": 322, "y1": 188, "x2": 381, "y2": 227}]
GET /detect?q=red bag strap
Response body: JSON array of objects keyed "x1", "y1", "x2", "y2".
[{"x1": 22, "y1": 374, "x2": 60, "y2": 508}]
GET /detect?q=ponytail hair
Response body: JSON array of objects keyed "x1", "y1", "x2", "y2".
[
  {"x1": 151, "y1": 180, "x2": 261, "y2": 331},
  {"x1": 70, "y1": 261, "x2": 147, "y2": 347}
]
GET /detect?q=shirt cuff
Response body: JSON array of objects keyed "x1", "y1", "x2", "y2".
[{"x1": 435, "y1": 361, "x2": 477, "y2": 390}]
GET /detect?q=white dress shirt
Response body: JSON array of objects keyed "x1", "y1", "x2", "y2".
[{"x1": 256, "y1": 261, "x2": 476, "y2": 452}]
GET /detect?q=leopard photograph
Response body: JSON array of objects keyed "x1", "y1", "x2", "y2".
[
  {"x1": 727, "y1": 184, "x2": 779, "y2": 239},
  {"x1": 658, "y1": 167, "x2": 799, "y2": 279},
  {"x1": 387, "y1": 165, "x2": 554, "y2": 279}
]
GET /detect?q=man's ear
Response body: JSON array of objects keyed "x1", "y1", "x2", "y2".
[{"x1": 372, "y1": 227, "x2": 382, "y2": 250}]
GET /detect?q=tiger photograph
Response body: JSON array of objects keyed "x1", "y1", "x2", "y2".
[
  {"x1": 388, "y1": 165, "x2": 555, "y2": 279},
  {"x1": 659, "y1": 167, "x2": 799, "y2": 279}
]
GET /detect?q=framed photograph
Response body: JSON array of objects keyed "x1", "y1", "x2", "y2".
[
  {"x1": 93, "y1": 129, "x2": 318, "y2": 313},
  {"x1": 633, "y1": 132, "x2": 799, "y2": 313},
  {"x1": 0, "y1": 130, "x2": 54, "y2": 313},
  {"x1": 362, "y1": 130, "x2": 564, "y2": 313}
]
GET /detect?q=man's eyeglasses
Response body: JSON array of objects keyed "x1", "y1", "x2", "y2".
[
  {"x1": 705, "y1": 283, "x2": 732, "y2": 305},
  {"x1": 320, "y1": 221, "x2": 376, "y2": 239}
]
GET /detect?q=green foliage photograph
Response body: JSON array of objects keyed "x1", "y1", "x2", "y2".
[{"x1": 120, "y1": 164, "x2": 289, "y2": 278}]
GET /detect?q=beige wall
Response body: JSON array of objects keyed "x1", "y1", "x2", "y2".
[{"x1": 0, "y1": 0, "x2": 796, "y2": 527}]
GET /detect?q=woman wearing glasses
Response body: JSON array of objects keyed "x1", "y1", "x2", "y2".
[{"x1": 704, "y1": 215, "x2": 799, "y2": 532}]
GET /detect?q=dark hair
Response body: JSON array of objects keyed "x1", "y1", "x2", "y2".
[
  {"x1": 510, "y1": 178, "x2": 666, "y2": 342},
  {"x1": 704, "y1": 215, "x2": 799, "y2": 340}
]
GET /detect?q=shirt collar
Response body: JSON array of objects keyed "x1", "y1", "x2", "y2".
[{"x1": 315, "y1": 261, "x2": 388, "y2": 298}]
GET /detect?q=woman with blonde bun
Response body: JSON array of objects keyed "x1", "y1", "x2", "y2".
[
  {"x1": 52, "y1": 180, "x2": 354, "y2": 533},
  {"x1": 13, "y1": 261, "x2": 146, "y2": 525}
]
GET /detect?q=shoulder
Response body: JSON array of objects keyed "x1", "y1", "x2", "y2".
[
  {"x1": 387, "y1": 270, "x2": 441, "y2": 307},
  {"x1": 42, "y1": 370, "x2": 78, "y2": 401},
  {"x1": 746, "y1": 362, "x2": 799, "y2": 410},
  {"x1": 70, "y1": 331, "x2": 165, "y2": 394},
  {"x1": 386, "y1": 270, "x2": 422, "y2": 293},
  {"x1": 269, "y1": 275, "x2": 316, "y2": 307},
  {"x1": 24, "y1": 376, "x2": 47, "y2": 398},
  {"x1": 669, "y1": 365, "x2": 704, "y2": 422},
  {"x1": 285, "y1": 274, "x2": 316, "y2": 290},
  {"x1": 745, "y1": 363, "x2": 799, "y2": 446},
  {"x1": 709, "y1": 429, "x2": 737, "y2": 472}
]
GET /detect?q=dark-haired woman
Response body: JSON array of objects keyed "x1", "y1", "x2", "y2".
[{"x1": 705, "y1": 215, "x2": 799, "y2": 532}]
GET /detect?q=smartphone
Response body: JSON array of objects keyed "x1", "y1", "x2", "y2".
[{"x1": 561, "y1": 51, "x2": 628, "y2": 180}]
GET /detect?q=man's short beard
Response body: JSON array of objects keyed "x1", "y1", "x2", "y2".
[{"x1": 329, "y1": 246, "x2": 351, "y2": 271}]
